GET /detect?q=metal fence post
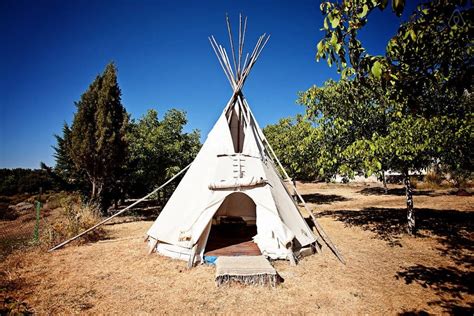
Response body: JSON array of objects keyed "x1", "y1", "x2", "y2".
[{"x1": 33, "y1": 187, "x2": 42, "y2": 243}]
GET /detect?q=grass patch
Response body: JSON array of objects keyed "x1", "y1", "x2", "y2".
[{"x1": 41, "y1": 195, "x2": 105, "y2": 248}]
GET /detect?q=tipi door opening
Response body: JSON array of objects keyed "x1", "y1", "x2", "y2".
[{"x1": 204, "y1": 192, "x2": 261, "y2": 256}]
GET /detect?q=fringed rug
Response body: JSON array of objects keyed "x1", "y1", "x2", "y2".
[{"x1": 215, "y1": 256, "x2": 279, "y2": 287}]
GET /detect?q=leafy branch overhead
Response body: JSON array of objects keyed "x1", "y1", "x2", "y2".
[{"x1": 316, "y1": 0, "x2": 472, "y2": 106}]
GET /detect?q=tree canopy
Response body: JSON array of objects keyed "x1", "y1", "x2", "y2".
[
  {"x1": 263, "y1": 115, "x2": 319, "y2": 181},
  {"x1": 126, "y1": 109, "x2": 201, "y2": 197},
  {"x1": 308, "y1": 0, "x2": 473, "y2": 233}
]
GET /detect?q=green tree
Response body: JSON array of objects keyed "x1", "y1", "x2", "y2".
[
  {"x1": 313, "y1": 0, "x2": 473, "y2": 234},
  {"x1": 47, "y1": 122, "x2": 88, "y2": 193},
  {"x1": 126, "y1": 109, "x2": 201, "y2": 199},
  {"x1": 299, "y1": 78, "x2": 394, "y2": 186},
  {"x1": 52, "y1": 124, "x2": 74, "y2": 184},
  {"x1": 0, "y1": 168, "x2": 55, "y2": 196},
  {"x1": 70, "y1": 63, "x2": 129, "y2": 213},
  {"x1": 263, "y1": 115, "x2": 319, "y2": 181}
]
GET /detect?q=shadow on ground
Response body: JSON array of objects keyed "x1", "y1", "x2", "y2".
[
  {"x1": 357, "y1": 187, "x2": 471, "y2": 197},
  {"x1": 396, "y1": 265, "x2": 474, "y2": 315},
  {"x1": 0, "y1": 271, "x2": 33, "y2": 314},
  {"x1": 317, "y1": 207, "x2": 473, "y2": 259},
  {"x1": 358, "y1": 187, "x2": 437, "y2": 196},
  {"x1": 300, "y1": 193, "x2": 348, "y2": 204},
  {"x1": 318, "y1": 207, "x2": 474, "y2": 314}
]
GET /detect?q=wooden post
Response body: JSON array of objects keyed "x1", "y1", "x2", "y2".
[
  {"x1": 147, "y1": 238, "x2": 158, "y2": 255},
  {"x1": 33, "y1": 187, "x2": 42, "y2": 243},
  {"x1": 187, "y1": 244, "x2": 197, "y2": 269}
]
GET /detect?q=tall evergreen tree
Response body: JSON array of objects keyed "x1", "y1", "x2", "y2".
[
  {"x1": 70, "y1": 63, "x2": 128, "y2": 212},
  {"x1": 50, "y1": 122, "x2": 88, "y2": 192},
  {"x1": 53, "y1": 123, "x2": 74, "y2": 181}
]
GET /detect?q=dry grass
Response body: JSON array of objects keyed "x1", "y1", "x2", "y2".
[
  {"x1": 1, "y1": 183, "x2": 473, "y2": 314},
  {"x1": 40, "y1": 195, "x2": 105, "y2": 249}
]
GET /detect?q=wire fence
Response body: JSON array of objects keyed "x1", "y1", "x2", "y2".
[
  {"x1": 0, "y1": 200, "x2": 47, "y2": 260},
  {"x1": 0, "y1": 193, "x2": 166, "y2": 260}
]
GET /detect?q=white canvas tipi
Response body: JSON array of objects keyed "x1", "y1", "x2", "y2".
[{"x1": 146, "y1": 16, "x2": 343, "y2": 266}]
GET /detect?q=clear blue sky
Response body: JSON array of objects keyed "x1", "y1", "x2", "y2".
[{"x1": 0, "y1": 0, "x2": 417, "y2": 169}]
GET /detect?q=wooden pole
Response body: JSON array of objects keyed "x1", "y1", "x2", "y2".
[
  {"x1": 48, "y1": 163, "x2": 192, "y2": 252},
  {"x1": 265, "y1": 139, "x2": 345, "y2": 264},
  {"x1": 239, "y1": 16, "x2": 248, "y2": 77},
  {"x1": 225, "y1": 14, "x2": 238, "y2": 76},
  {"x1": 209, "y1": 37, "x2": 234, "y2": 87},
  {"x1": 238, "y1": 14, "x2": 242, "y2": 77}
]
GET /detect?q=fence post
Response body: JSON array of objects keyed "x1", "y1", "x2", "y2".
[{"x1": 33, "y1": 187, "x2": 42, "y2": 243}]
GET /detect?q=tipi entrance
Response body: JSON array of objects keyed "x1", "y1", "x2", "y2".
[{"x1": 204, "y1": 192, "x2": 261, "y2": 256}]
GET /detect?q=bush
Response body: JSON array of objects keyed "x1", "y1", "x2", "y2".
[
  {"x1": 41, "y1": 195, "x2": 105, "y2": 248},
  {"x1": 45, "y1": 191, "x2": 79, "y2": 210},
  {"x1": 424, "y1": 169, "x2": 443, "y2": 186}
]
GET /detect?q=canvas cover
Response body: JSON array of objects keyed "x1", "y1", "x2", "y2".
[{"x1": 146, "y1": 101, "x2": 317, "y2": 263}]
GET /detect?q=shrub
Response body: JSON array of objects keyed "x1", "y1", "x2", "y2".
[
  {"x1": 45, "y1": 191, "x2": 79, "y2": 210},
  {"x1": 424, "y1": 169, "x2": 443, "y2": 186},
  {"x1": 41, "y1": 195, "x2": 104, "y2": 248}
]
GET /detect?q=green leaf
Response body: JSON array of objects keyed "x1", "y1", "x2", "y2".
[
  {"x1": 330, "y1": 32, "x2": 337, "y2": 46},
  {"x1": 371, "y1": 61, "x2": 383, "y2": 79},
  {"x1": 317, "y1": 40, "x2": 324, "y2": 53},
  {"x1": 331, "y1": 16, "x2": 340, "y2": 28},
  {"x1": 392, "y1": 0, "x2": 405, "y2": 17},
  {"x1": 358, "y1": 5, "x2": 369, "y2": 19},
  {"x1": 376, "y1": 160, "x2": 382, "y2": 170}
]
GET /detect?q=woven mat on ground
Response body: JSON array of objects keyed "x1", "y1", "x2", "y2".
[{"x1": 215, "y1": 256, "x2": 279, "y2": 287}]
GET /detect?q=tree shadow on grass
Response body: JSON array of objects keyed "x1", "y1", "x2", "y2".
[
  {"x1": 300, "y1": 193, "x2": 348, "y2": 204},
  {"x1": 317, "y1": 207, "x2": 474, "y2": 263},
  {"x1": 396, "y1": 265, "x2": 474, "y2": 315},
  {"x1": 318, "y1": 207, "x2": 474, "y2": 314},
  {"x1": 0, "y1": 271, "x2": 34, "y2": 315},
  {"x1": 358, "y1": 187, "x2": 436, "y2": 196}
]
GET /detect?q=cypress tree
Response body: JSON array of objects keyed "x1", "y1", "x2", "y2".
[
  {"x1": 53, "y1": 123, "x2": 74, "y2": 181},
  {"x1": 70, "y1": 63, "x2": 128, "y2": 212}
]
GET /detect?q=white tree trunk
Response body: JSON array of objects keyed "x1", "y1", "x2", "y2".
[{"x1": 404, "y1": 173, "x2": 416, "y2": 235}]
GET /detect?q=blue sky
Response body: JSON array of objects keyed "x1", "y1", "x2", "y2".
[{"x1": 0, "y1": 0, "x2": 417, "y2": 169}]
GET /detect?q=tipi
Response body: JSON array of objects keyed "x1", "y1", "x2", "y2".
[{"x1": 146, "y1": 16, "x2": 343, "y2": 267}]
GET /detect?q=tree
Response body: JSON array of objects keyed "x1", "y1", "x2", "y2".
[
  {"x1": 53, "y1": 123, "x2": 73, "y2": 179},
  {"x1": 299, "y1": 78, "x2": 394, "y2": 187},
  {"x1": 0, "y1": 168, "x2": 55, "y2": 196},
  {"x1": 126, "y1": 109, "x2": 201, "y2": 199},
  {"x1": 69, "y1": 63, "x2": 128, "y2": 212},
  {"x1": 313, "y1": 0, "x2": 473, "y2": 234},
  {"x1": 263, "y1": 115, "x2": 319, "y2": 181},
  {"x1": 45, "y1": 122, "x2": 89, "y2": 193}
]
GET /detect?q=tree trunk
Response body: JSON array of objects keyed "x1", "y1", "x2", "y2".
[
  {"x1": 382, "y1": 170, "x2": 388, "y2": 194},
  {"x1": 404, "y1": 172, "x2": 416, "y2": 235},
  {"x1": 91, "y1": 180, "x2": 97, "y2": 200}
]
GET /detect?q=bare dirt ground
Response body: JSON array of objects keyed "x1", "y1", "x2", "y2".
[{"x1": 1, "y1": 183, "x2": 473, "y2": 314}]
